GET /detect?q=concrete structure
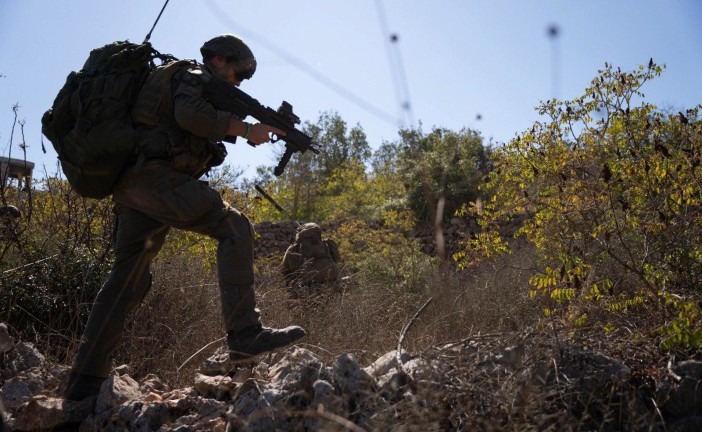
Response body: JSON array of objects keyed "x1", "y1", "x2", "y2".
[{"x1": 0, "y1": 156, "x2": 34, "y2": 190}]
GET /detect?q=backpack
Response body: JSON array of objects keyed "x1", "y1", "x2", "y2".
[
  {"x1": 282, "y1": 223, "x2": 341, "y2": 286},
  {"x1": 41, "y1": 41, "x2": 175, "y2": 199}
]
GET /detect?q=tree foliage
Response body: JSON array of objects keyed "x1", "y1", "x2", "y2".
[
  {"x1": 305, "y1": 111, "x2": 371, "y2": 176},
  {"x1": 249, "y1": 111, "x2": 403, "y2": 222},
  {"x1": 456, "y1": 60, "x2": 702, "y2": 349},
  {"x1": 393, "y1": 126, "x2": 489, "y2": 224},
  {"x1": 1, "y1": 178, "x2": 114, "y2": 360}
]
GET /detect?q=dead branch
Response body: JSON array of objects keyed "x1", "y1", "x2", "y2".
[
  {"x1": 177, "y1": 337, "x2": 225, "y2": 372},
  {"x1": 397, "y1": 297, "x2": 433, "y2": 372}
]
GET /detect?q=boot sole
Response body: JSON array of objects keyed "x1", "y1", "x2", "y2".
[{"x1": 228, "y1": 336, "x2": 304, "y2": 362}]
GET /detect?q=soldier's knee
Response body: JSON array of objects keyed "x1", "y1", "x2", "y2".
[
  {"x1": 221, "y1": 209, "x2": 254, "y2": 246},
  {"x1": 217, "y1": 209, "x2": 255, "y2": 261}
]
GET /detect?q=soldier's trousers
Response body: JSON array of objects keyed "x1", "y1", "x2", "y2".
[{"x1": 71, "y1": 160, "x2": 261, "y2": 378}]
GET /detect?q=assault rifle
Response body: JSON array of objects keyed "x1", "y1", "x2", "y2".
[{"x1": 203, "y1": 74, "x2": 319, "y2": 176}]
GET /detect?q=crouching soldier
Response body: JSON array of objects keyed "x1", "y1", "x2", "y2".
[{"x1": 282, "y1": 223, "x2": 342, "y2": 295}]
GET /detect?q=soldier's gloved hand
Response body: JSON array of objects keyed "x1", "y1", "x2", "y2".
[{"x1": 249, "y1": 123, "x2": 286, "y2": 145}]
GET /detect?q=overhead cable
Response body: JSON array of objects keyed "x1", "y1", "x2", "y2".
[
  {"x1": 204, "y1": 0, "x2": 398, "y2": 126},
  {"x1": 374, "y1": 0, "x2": 415, "y2": 128}
]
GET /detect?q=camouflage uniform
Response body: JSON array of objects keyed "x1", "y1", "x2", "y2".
[
  {"x1": 282, "y1": 223, "x2": 342, "y2": 290},
  {"x1": 70, "y1": 61, "x2": 260, "y2": 379}
]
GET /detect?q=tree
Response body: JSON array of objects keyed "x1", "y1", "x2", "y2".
[
  {"x1": 394, "y1": 126, "x2": 489, "y2": 224},
  {"x1": 250, "y1": 111, "x2": 372, "y2": 221},
  {"x1": 371, "y1": 140, "x2": 402, "y2": 176},
  {"x1": 305, "y1": 111, "x2": 371, "y2": 178},
  {"x1": 458, "y1": 60, "x2": 702, "y2": 349}
]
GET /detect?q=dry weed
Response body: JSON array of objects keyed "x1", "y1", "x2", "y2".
[{"x1": 112, "y1": 231, "x2": 543, "y2": 390}]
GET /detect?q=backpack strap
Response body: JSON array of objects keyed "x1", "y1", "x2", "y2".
[
  {"x1": 131, "y1": 59, "x2": 195, "y2": 128},
  {"x1": 130, "y1": 59, "x2": 196, "y2": 169}
]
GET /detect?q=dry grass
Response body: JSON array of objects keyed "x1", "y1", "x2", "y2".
[
  {"x1": 5, "y1": 182, "x2": 686, "y2": 430},
  {"x1": 4, "y1": 211, "x2": 695, "y2": 430},
  {"x1": 115, "y1": 253, "x2": 223, "y2": 386},
  {"x1": 102, "y1": 232, "x2": 696, "y2": 430},
  {"x1": 111, "y1": 235, "x2": 542, "y2": 390}
]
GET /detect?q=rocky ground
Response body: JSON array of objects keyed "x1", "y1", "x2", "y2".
[{"x1": 1, "y1": 321, "x2": 701, "y2": 431}]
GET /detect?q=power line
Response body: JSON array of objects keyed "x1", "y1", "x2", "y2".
[
  {"x1": 204, "y1": 0, "x2": 398, "y2": 126},
  {"x1": 547, "y1": 24, "x2": 561, "y2": 100},
  {"x1": 374, "y1": 0, "x2": 404, "y2": 126},
  {"x1": 374, "y1": 0, "x2": 415, "y2": 128},
  {"x1": 393, "y1": 37, "x2": 415, "y2": 127}
]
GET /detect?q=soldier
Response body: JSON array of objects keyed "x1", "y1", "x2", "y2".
[
  {"x1": 282, "y1": 223, "x2": 342, "y2": 296},
  {"x1": 64, "y1": 34, "x2": 306, "y2": 400}
]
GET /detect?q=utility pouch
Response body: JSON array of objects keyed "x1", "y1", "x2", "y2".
[{"x1": 207, "y1": 141, "x2": 228, "y2": 168}]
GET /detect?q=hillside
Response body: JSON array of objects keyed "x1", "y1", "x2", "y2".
[
  {"x1": 1, "y1": 61, "x2": 700, "y2": 431},
  {"x1": 1, "y1": 318, "x2": 701, "y2": 431}
]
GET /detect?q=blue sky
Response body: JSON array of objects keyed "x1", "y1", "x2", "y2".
[{"x1": 1, "y1": 0, "x2": 701, "y2": 180}]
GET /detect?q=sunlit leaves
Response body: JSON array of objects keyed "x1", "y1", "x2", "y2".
[
  {"x1": 457, "y1": 60, "x2": 702, "y2": 349},
  {"x1": 394, "y1": 126, "x2": 489, "y2": 223}
]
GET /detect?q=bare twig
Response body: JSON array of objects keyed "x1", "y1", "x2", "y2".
[
  {"x1": 10, "y1": 304, "x2": 71, "y2": 342},
  {"x1": 666, "y1": 357, "x2": 681, "y2": 382},
  {"x1": 650, "y1": 397, "x2": 668, "y2": 432},
  {"x1": 396, "y1": 297, "x2": 433, "y2": 370},
  {"x1": 298, "y1": 342, "x2": 335, "y2": 357},
  {"x1": 177, "y1": 337, "x2": 225, "y2": 372},
  {"x1": 552, "y1": 357, "x2": 567, "y2": 406},
  {"x1": 440, "y1": 331, "x2": 515, "y2": 350},
  {"x1": 434, "y1": 196, "x2": 447, "y2": 264},
  {"x1": 1, "y1": 254, "x2": 59, "y2": 276},
  {"x1": 292, "y1": 405, "x2": 368, "y2": 432}
]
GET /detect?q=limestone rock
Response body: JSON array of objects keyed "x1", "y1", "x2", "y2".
[
  {"x1": 199, "y1": 347, "x2": 243, "y2": 376},
  {"x1": 0, "y1": 324, "x2": 13, "y2": 354},
  {"x1": 674, "y1": 360, "x2": 702, "y2": 380},
  {"x1": 660, "y1": 360, "x2": 702, "y2": 419},
  {"x1": 11, "y1": 395, "x2": 95, "y2": 431},
  {"x1": 96, "y1": 374, "x2": 143, "y2": 413},
  {"x1": 363, "y1": 349, "x2": 411, "y2": 378},
  {"x1": 193, "y1": 373, "x2": 238, "y2": 400},
  {"x1": 3, "y1": 342, "x2": 45, "y2": 376},
  {"x1": 0, "y1": 367, "x2": 46, "y2": 410},
  {"x1": 559, "y1": 348, "x2": 630, "y2": 393}
]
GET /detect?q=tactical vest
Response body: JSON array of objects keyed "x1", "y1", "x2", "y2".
[{"x1": 131, "y1": 61, "x2": 225, "y2": 177}]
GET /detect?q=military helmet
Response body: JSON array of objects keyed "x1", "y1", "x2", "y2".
[
  {"x1": 200, "y1": 34, "x2": 257, "y2": 79},
  {"x1": 295, "y1": 223, "x2": 322, "y2": 242}
]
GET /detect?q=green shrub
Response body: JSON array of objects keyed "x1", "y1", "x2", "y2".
[
  {"x1": 333, "y1": 211, "x2": 438, "y2": 294},
  {"x1": 1, "y1": 177, "x2": 114, "y2": 361},
  {"x1": 457, "y1": 60, "x2": 702, "y2": 349}
]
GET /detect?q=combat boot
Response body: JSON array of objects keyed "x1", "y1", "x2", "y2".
[{"x1": 227, "y1": 325, "x2": 306, "y2": 361}]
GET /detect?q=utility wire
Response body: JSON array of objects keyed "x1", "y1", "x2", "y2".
[
  {"x1": 393, "y1": 38, "x2": 415, "y2": 127},
  {"x1": 204, "y1": 0, "x2": 398, "y2": 126},
  {"x1": 547, "y1": 24, "x2": 561, "y2": 100},
  {"x1": 374, "y1": 0, "x2": 415, "y2": 128},
  {"x1": 374, "y1": 0, "x2": 405, "y2": 127}
]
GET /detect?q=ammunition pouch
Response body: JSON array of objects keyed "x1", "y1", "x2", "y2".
[
  {"x1": 207, "y1": 141, "x2": 228, "y2": 168},
  {"x1": 138, "y1": 129, "x2": 171, "y2": 161}
]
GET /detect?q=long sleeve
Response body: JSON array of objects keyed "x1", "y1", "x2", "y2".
[{"x1": 172, "y1": 67, "x2": 234, "y2": 142}]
